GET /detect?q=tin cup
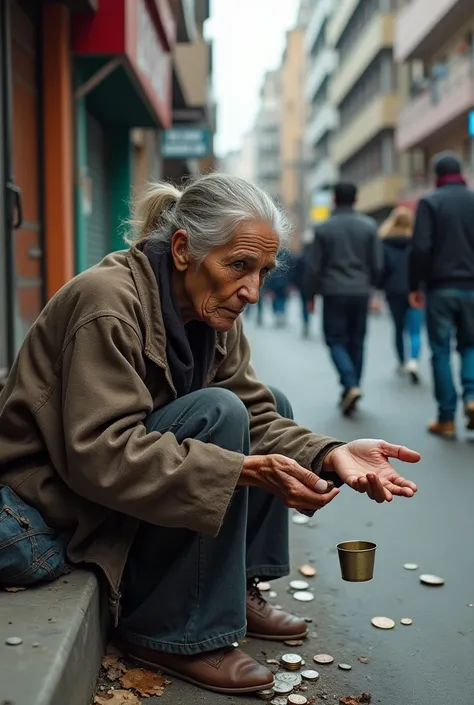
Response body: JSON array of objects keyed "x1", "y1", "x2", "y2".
[{"x1": 336, "y1": 540, "x2": 377, "y2": 582}]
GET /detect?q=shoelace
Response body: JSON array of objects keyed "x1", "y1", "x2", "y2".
[{"x1": 247, "y1": 580, "x2": 268, "y2": 609}]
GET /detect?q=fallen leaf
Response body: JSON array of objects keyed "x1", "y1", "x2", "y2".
[
  {"x1": 4, "y1": 586, "x2": 26, "y2": 593},
  {"x1": 119, "y1": 668, "x2": 168, "y2": 696},
  {"x1": 94, "y1": 690, "x2": 140, "y2": 705},
  {"x1": 106, "y1": 667, "x2": 125, "y2": 682},
  {"x1": 357, "y1": 657, "x2": 370, "y2": 664},
  {"x1": 339, "y1": 699, "x2": 359, "y2": 705},
  {"x1": 102, "y1": 655, "x2": 120, "y2": 669}
]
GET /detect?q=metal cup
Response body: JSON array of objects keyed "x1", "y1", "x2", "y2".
[{"x1": 336, "y1": 540, "x2": 377, "y2": 582}]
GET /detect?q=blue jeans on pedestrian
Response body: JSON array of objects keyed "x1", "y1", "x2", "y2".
[
  {"x1": 426, "y1": 289, "x2": 474, "y2": 422},
  {"x1": 117, "y1": 386, "x2": 291, "y2": 655},
  {"x1": 323, "y1": 295, "x2": 369, "y2": 392},
  {"x1": 299, "y1": 291, "x2": 310, "y2": 326},
  {"x1": 386, "y1": 294, "x2": 423, "y2": 364}
]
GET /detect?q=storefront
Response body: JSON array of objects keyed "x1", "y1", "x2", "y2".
[{"x1": 73, "y1": 0, "x2": 174, "y2": 271}]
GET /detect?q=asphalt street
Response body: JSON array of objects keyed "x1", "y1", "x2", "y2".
[{"x1": 144, "y1": 298, "x2": 474, "y2": 705}]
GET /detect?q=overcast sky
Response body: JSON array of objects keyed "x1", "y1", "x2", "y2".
[{"x1": 207, "y1": 0, "x2": 299, "y2": 157}]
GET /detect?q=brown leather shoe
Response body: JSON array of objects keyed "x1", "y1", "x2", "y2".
[
  {"x1": 465, "y1": 401, "x2": 474, "y2": 430},
  {"x1": 125, "y1": 643, "x2": 273, "y2": 694},
  {"x1": 246, "y1": 581, "x2": 308, "y2": 640},
  {"x1": 427, "y1": 420, "x2": 456, "y2": 439}
]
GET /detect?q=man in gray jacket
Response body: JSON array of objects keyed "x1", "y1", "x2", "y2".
[{"x1": 304, "y1": 183, "x2": 383, "y2": 415}]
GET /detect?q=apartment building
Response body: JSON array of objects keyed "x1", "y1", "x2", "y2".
[
  {"x1": 255, "y1": 70, "x2": 281, "y2": 202},
  {"x1": 329, "y1": 0, "x2": 402, "y2": 220},
  {"x1": 395, "y1": 0, "x2": 474, "y2": 209}
]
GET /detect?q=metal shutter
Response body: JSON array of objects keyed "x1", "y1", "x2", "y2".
[{"x1": 86, "y1": 113, "x2": 109, "y2": 268}]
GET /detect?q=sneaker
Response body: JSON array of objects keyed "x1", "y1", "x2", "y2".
[
  {"x1": 405, "y1": 359, "x2": 420, "y2": 385},
  {"x1": 464, "y1": 401, "x2": 474, "y2": 430},
  {"x1": 427, "y1": 420, "x2": 456, "y2": 439},
  {"x1": 340, "y1": 387, "x2": 362, "y2": 416}
]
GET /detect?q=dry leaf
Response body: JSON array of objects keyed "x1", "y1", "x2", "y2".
[
  {"x1": 102, "y1": 654, "x2": 120, "y2": 669},
  {"x1": 357, "y1": 656, "x2": 370, "y2": 664},
  {"x1": 339, "y1": 699, "x2": 359, "y2": 705},
  {"x1": 94, "y1": 690, "x2": 140, "y2": 705},
  {"x1": 106, "y1": 667, "x2": 125, "y2": 682},
  {"x1": 4, "y1": 586, "x2": 26, "y2": 593},
  {"x1": 119, "y1": 668, "x2": 168, "y2": 696}
]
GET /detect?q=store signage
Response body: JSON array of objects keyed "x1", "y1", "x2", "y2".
[
  {"x1": 161, "y1": 127, "x2": 212, "y2": 159},
  {"x1": 469, "y1": 110, "x2": 474, "y2": 138}
]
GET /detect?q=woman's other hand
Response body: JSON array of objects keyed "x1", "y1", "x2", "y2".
[
  {"x1": 324, "y1": 439, "x2": 419, "y2": 503},
  {"x1": 239, "y1": 454, "x2": 340, "y2": 512}
]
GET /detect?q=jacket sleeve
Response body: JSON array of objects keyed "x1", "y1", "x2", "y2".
[
  {"x1": 58, "y1": 316, "x2": 244, "y2": 536},
  {"x1": 409, "y1": 198, "x2": 434, "y2": 291},
  {"x1": 211, "y1": 319, "x2": 344, "y2": 485},
  {"x1": 302, "y1": 227, "x2": 324, "y2": 299}
]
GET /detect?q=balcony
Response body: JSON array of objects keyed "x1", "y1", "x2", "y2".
[
  {"x1": 357, "y1": 174, "x2": 404, "y2": 215},
  {"x1": 308, "y1": 156, "x2": 338, "y2": 191},
  {"x1": 396, "y1": 56, "x2": 474, "y2": 153},
  {"x1": 307, "y1": 103, "x2": 339, "y2": 148},
  {"x1": 327, "y1": 0, "x2": 359, "y2": 48},
  {"x1": 333, "y1": 94, "x2": 401, "y2": 166},
  {"x1": 330, "y1": 14, "x2": 395, "y2": 107},
  {"x1": 305, "y1": 48, "x2": 338, "y2": 102},
  {"x1": 305, "y1": 0, "x2": 333, "y2": 55},
  {"x1": 395, "y1": 0, "x2": 473, "y2": 62},
  {"x1": 173, "y1": 40, "x2": 210, "y2": 107}
]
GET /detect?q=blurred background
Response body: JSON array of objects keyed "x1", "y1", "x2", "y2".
[{"x1": 1, "y1": 0, "x2": 473, "y2": 374}]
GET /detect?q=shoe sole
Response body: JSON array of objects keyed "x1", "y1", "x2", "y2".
[
  {"x1": 127, "y1": 653, "x2": 274, "y2": 694},
  {"x1": 246, "y1": 629, "x2": 308, "y2": 641},
  {"x1": 341, "y1": 392, "x2": 362, "y2": 416},
  {"x1": 409, "y1": 370, "x2": 420, "y2": 385},
  {"x1": 428, "y1": 428, "x2": 456, "y2": 440}
]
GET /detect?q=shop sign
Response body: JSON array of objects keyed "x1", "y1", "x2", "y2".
[
  {"x1": 469, "y1": 110, "x2": 474, "y2": 138},
  {"x1": 161, "y1": 127, "x2": 212, "y2": 159}
]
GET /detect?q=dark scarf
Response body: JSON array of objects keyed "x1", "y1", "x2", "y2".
[
  {"x1": 436, "y1": 174, "x2": 467, "y2": 188},
  {"x1": 138, "y1": 241, "x2": 216, "y2": 397}
]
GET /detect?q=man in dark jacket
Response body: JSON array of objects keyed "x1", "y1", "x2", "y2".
[
  {"x1": 410, "y1": 153, "x2": 474, "y2": 438},
  {"x1": 304, "y1": 183, "x2": 382, "y2": 415}
]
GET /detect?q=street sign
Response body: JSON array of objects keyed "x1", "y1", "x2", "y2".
[
  {"x1": 161, "y1": 127, "x2": 212, "y2": 159},
  {"x1": 469, "y1": 110, "x2": 474, "y2": 137}
]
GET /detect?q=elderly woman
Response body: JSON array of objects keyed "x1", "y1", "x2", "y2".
[{"x1": 0, "y1": 174, "x2": 419, "y2": 695}]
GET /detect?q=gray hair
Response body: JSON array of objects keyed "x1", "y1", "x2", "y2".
[{"x1": 126, "y1": 172, "x2": 292, "y2": 261}]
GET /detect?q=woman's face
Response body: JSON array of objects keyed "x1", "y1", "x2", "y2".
[{"x1": 171, "y1": 220, "x2": 279, "y2": 331}]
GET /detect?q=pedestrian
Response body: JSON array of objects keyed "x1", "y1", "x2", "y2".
[
  {"x1": 379, "y1": 206, "x2": 423, "y2": 383},
  {"x1": 304, "y1": 182, "x2": 383, "y2": 416},
  {"x1": 267, "y1": 251, "x2": 291, "y2": 328},
  {"x1": 291, "y1": 243, "x2": 313, "y2": 338},
  {"x1": 0, "y1": 173, "x2": 419, "y2": 695},
  {"x1": 410, "y1": 152, "x2": 474, "y2": 438}
]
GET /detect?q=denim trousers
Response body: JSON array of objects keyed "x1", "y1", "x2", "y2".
[
  {"x1": 426, "y1": 289, "x2": 474, "y2": 421},
  {"x1": 117, "y1": 386, "x2": 291, "y2": 655},
  {"x1": 322, "y1": 294, "x2": 369, "y2": 391},
  {"x1": 386, "y1": 294, "x2": 423, "y2": 364}
]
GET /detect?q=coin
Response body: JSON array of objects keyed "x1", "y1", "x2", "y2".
[
  {"x1": 288, "y1": 695, "x2": 308, "y2": 705},
  {"x1": 275, "y1": 672, "x2": 302, "y2": 686},
  {"x1": 258, "y1": 690, "x2": 276, "y2": 700},
  {"x1": 293, "y1": 591, "x2": 314, "y2": 602},
  {"x1": 299, "y1": 565, "x2": 316, "y2": 578},
  {"x1": 284, "y1": 640, "x2": 304, "y2": 647},
  {"x1": 338, "y1": 663, "x2": 352, "y2": 671},
  {"x1": 273, "y1": 682, "x2": 293, "y2": 695},
  {"x1": 420, "y1": 574, "x2": 444, "y2": 586},
  {"x1": 269, "y1": 591, "x2": 278, "y2": 598},
  {"x1": 281, "y1": 653, "x2": 303, "y2": 670},
  {"x1": 313, "y1": 653, "x2": 334, "y2": 664},
  {"x1": 271, "y1": 699, "x2": 289, "y2": 705},
  {"x1": 403, "y1": 563, "x2": 418, "y2": 570},
  {"x1": 289, "y1": 580, "x2": 309, "y2": 591},
  {"x1": 266, "y1": 659, "x2": 281, "y2": 666},
  {"x1": 258, "y1": 581, "x2": 272, "y2": 592},
  {"x1": 371, "y1": 616, "x2": 395, "y2": 630},
  {"x1": 301, "y1": 669, "x2": 320, "y2": 681},
  {"x1": 292, "y1": 514, "x2": 310, "y2": 525},
  {"x1": 5, "y1": 636, "x2": 22, "y2": 646},
  {"x1": 401, "y1": 618, "x2": 413, "y2": 626}
]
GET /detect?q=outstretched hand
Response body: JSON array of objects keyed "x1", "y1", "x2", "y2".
[{"x1": 324, "y1": 439, "x2": 420, "y2": 503}]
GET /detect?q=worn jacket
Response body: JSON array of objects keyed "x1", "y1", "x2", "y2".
[
  {"x1": 303, "y1": 207, "x2": 382, "y2": 298},
  {"x1": 381, "y1": 235, "x2": 411, "y2": 296},
  {"x1": 409, "y1": 183, "x2": 474, "y2": 292},
  {"x1": 0, "y1": 247, "x2": 340, "y2": 619}
]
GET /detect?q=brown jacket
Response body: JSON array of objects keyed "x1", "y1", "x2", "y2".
[{"x1": 0, "y1": 247, "x2": 339, "y2": 616}]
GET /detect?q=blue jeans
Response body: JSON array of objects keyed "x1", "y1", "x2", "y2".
[
  {"x1": 117, "y1": 386, "x2": 291, "y2": 655},
  {"x1": 426, "y1": 289, "x2": 474, "y2": 422},
  {"x1": 300, "y1": 291, "x2": 310, "y2": 326},
  {"x1": 386, "y1": 294, "x2": 423, "y2": 364},
  {"x1": 323, "y1": 295, "x2": 369, "y2": 391}
]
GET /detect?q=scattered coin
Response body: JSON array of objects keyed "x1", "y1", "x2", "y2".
[
  {"x1": 275, "y1": 672, "x2": 302, "y2": 686},
  {"x1": 271, "y1": 699, "x2": 289, "y2": 705},
  {"x1": 420, "y1": 574, "x2": 444, "y2": 586},
  {"x1": 284, "y1": 640, "x2": 304, "y2": 647},
  {"x1": 273, "y1": 682, "x2": 294, "y2": 695},
  {"x1": 400, "y1": 618, "x2": 413, "y2": 626},
  {"x1": 258, "y1": 582, "x2": 272, "y2": 592},
  {"x1": 301, "y1": 669, "x2": 320, "y2": 681},
  {"x1": 266, "y1": 659, "x2": 281, "y2": 666},
  {"x1": 288, "y1": 695, "x2": 308, "y2": 705},
  {"x1": 281, "y1": 654, "x2": 303, "y2": 671},
  {"x1": 5, "y1": 637, "x2": 22, "y2": 646},
  {"x1": 32, "y1": 642, "x2": 40, "y2": 648},
  {"x1": 403, "y1": 563, "x2": 419, "y2": 570},
  {"x1": 293, "y1": 591, "x2": 314, "y2": 602},
  {"x1": 289, "y1": 580, "x2": 310, "y2": 591},
  {"x1": 313, "y1": 653, "x2": 334, "y2": 665},
  {"x1": 292, "y1": 514, "x2": 310, "y2": 525},
  {"x1": 274, "y1": 605, "x2": 283, "y2": 610},
  {"x1": 299, "y1": 565, "x2": 316, "y2": 578},
  {"x1": 371, "y1": 617, "x2": 395, "y2": 630},
  {"x1": 338, "y1": 663, "x2": 352, "y2": 671},
  {"x1": 269, "y1": 591, "x2": 278, "y2": 598},
  {"x1": 258, "y1": 690, "x2": 276, "y2": 701}
]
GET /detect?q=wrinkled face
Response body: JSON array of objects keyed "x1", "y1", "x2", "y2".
[{"x1": 171, "y1": 221, "x2": 279, "y2": 331}]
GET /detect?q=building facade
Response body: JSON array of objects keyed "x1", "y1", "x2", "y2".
[
  {"x1": 329, "y1": 0, "x2": 402, "y2": 219},
  {"x1": 255, "y1": 70, "x2": 282, "y2": 203},
  {"x1": 395, "y1": 0, "x2": 474, "y2": 209}
]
